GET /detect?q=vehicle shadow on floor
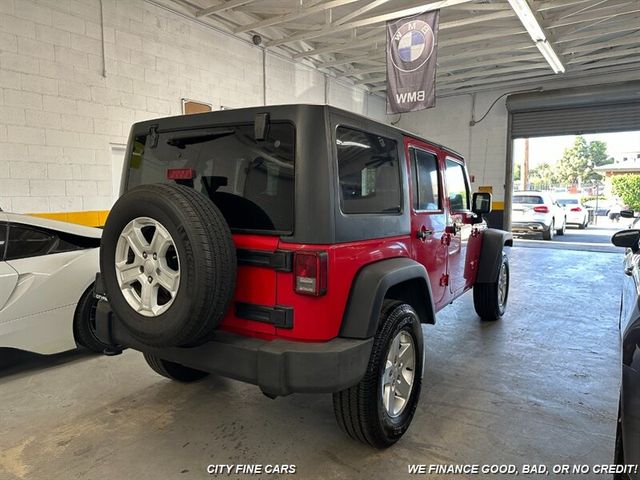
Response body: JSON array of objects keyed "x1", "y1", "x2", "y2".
[{"x1": 0, "y1": 348, "x2": 97, "y2": 380}]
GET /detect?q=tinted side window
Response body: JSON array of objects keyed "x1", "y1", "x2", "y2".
[
  {"x1": 6, "y1": 225, "x2": 57, "y2": 260},
  {"x1": 445, "y1": 159, "x2": 469, "y2": 211},
  {"x1": 410, "y1": 149, "x2": 440, "y2": 211},
  {"x1": 337, "y1": 126, "x2": 401, "y2": 214},
  {"x1": 0, "y1": 223, "x2": 7, "y2": 260}
]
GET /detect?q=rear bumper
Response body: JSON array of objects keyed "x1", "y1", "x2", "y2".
[
  {"x1": 95, "y1": 301, "x2": 373, "y2": 396},
  {"x1": 511, "y1": 221, "x2": 548, "y2": 234}
]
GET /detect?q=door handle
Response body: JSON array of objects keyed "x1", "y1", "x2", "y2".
[
  {"x1": 445, "y1": 223, "x2": 460, "y2": 235},
  {"x1": 417, "y1": 227, "x2": 433, "y2": 241}
]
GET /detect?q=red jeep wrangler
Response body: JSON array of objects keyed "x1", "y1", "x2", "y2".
[{"x1": 95, "y1": 105, "x2": 512, "y2": 448}]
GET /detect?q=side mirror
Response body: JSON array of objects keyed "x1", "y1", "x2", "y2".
[
  {"x1": 611, "y1": 229, "x2": 640, "y2": 252},
  {"x1": 620, "y1": 210, "x2": 635, "y2": 219},
  {"x1": 472, "y1": 192, "x2": 492, "y2": 215}
]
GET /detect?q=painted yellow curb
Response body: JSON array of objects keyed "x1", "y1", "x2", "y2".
[{"x1": 29, "y1": 210, "x2": 110, "y2": 227}]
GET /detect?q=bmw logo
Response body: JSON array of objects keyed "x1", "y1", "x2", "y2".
[{"x1": 389, "y1": 20, "x2": 435, "y2": 73}]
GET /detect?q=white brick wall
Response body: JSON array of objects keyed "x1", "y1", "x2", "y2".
[{"x1": 0, "y1": 0, "x2": 386, "y2": 214}]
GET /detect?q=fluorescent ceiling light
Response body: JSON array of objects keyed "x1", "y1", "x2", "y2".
[
  {"x1": 536, "y1": 40, "x2": 566, "y2": 73},
  {"x1": 508, "y1": 0, "x2": 565, "y2": 74},
  {"x1": 508, "y1": 0, "x2": 545, "y2": 41}
]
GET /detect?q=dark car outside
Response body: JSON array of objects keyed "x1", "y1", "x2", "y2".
[{"x1": 611, "y1": 228, "x2": 640, "y2": 479}]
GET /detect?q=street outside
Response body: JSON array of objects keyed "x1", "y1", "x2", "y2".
[{"x1": 512, "y1": 215, "x2": 632, "y2": 253}]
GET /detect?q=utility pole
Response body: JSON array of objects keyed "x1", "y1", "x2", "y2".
[{"x1": 523, "y1": 137, "x2": 530, "y2": 190}]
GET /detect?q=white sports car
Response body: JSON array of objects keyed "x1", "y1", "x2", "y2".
[{"x1": 0, "y1": 212, "x2": 107, "y2": 354}]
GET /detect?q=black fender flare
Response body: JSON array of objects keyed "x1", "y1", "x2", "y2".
[
  {"x1": 339, "y1": 257, "x2": 436, "y2": 339},
  {"x1": 475, "y1": 229, "x2": 513, "y2": 284}
]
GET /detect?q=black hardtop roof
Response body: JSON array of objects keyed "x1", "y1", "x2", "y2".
[{"x1": 131, "y1": 104, "x2": 463, "y2": 159}]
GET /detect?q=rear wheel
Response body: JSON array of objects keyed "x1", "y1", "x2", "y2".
[
  {"x1": 473, "y1": 253, "x2": 509, "y2": 321},
  {"x1": 333, "y1": 301, "x2": 423, "y2": 448},
  {"x1": 543, "y1": 220, "x2": 554, "y2": 240},
  {"x1": 556, "y1": 217, "x2": 566, "y2": 235},
  {"x1": 143, "y1": 353, "x2": 209, "y2": 382}
]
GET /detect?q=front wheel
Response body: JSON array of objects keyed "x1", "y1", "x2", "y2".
[
  {"x1": 333, "y1": 301, "x2": 423, "y2": 448},
  {"x1": 556, "y1": 218, "x2": 566, "y2": 235},
  {"x1": 473, "y1": 253, "x2": 509, "y2": 321}
]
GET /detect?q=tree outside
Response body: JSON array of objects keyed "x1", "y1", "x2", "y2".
[
  {"x1": 517, "y1": 135, "x2": 614, "y2": 190},
  {"x1": 612, "y1": 175, "x2": 640, "y2": 210},
  {"x1": 555, "y1": 136, "x2": 612, "y2": 187}
]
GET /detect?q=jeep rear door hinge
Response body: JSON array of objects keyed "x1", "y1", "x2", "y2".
[{"x1": 439, "y1": 274, "x2": 449, "y2": 287}]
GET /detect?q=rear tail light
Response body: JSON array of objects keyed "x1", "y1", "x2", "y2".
[
  {"x1": 167, "y1": 168, "x2": 195, "y2": 180},
  {"x1": 533, "y1": 206, "x2": 549, "y2": 213},
  {"x1": 570, "y1": 207, "x2": 582, "y2": 212},
  {"x1": 294, "y1": 252, "x2": 327, "y2": 296}
]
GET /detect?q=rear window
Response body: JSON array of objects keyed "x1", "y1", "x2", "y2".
[
  {"x1": 513, "y1": 195, "x2": 544, "y2": 204},
  {"x1": 558, "y1": 198, "x2": 578, "y2": 205},
  {"x1": 336, "y1": 126, "x2": 401, "y2": 214},
  {"x1": 127, "y1": 123, "x2": 295, "y2": 234}
]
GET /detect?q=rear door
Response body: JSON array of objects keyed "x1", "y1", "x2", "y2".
[{"x1": 405, "y1": 139, "x2": 447, "y2": 308}]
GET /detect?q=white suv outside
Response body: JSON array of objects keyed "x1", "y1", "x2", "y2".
[{"x1": 511, "y1": 191, "x2": 567, "y2": 240}]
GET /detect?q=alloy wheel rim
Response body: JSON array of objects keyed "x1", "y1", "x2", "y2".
[
  {"x1": 497, "y1": 260, "x2": 508, "y2": 308},
  {"x1": 381, "y1": 331, "x2": 416, "y2": 418},
  {"x1": 114, "y1": 217, "x2": 181, "y2": 317}
]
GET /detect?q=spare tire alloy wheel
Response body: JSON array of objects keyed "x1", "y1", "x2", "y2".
[
  {"x1": 100, "y1": 184, "x2": 236, "y2": 348},
  {"x1": 115, "y1": 217, "x2": 180, "y2": 317}
]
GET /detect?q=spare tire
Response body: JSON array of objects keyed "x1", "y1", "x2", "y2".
[{"x1": 100, "y1": 184, "x2": 236, "y2": 347}]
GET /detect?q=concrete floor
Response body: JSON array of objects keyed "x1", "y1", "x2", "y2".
[{"x1": 0, "y1": 246, "x2": 623, "y2": 479}]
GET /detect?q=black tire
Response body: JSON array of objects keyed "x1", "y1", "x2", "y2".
[
  {"x1": 542, "y1": 220, "x2": 554, "y2": 240},
  {"x1": 100, "y1": 184, "x2": 236, "y2": 347},
  {"x1": 143, "y1": 353, "x2": 209, "y2": 382},
  {"x1": 579, "y1": 218, "x2": 587, "y2": 229},
  {"x1": 473, "y1": 253, "x2": 509, "y2": 321},
  {"x1": 74, "y1": 285, "x2": 110, "y2": 353},
  {"x1": 556, "y1": 218, "x2": 566, "y2": 235},
  {"x1": 333, "y1": 301, "x2": 423, "y2": 449},
  {"x1": 614, "y1": 413, "x2": 630, "y2": 480}
]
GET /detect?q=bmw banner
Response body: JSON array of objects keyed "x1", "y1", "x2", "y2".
[{"x1": 386, "y1": 11, "x2": 439, "y2": 114}]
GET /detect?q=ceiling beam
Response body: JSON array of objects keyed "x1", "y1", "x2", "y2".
[
  {"x1": 436, "y1": 64, "x2": 640, "y2": 96},
  {"x1": 555, "y1": 18, "x2": 640, "y2": 44},
  {"x1": 564, "y1": 34, "x2": 640, "y2": 55},
  {"x1": 195, "y1": 0, "x2": 257, "y2": 17},
  {"x1": 448, "y1": 3, "x2": 512, "y2": 10},
  {"x1": 548, "y1": 6, "x2": 640, "y2": 29},
  {"x1": 334, "y1": 0, "x2": 392, "y2": 26},
  {"x1": 338, "y1": 52, "x2": 546, "y2": 78},
  {"x1": 267, "y1": 0, "x2": 502, "y2": 48},
  {"x1": 567, "y1": 46, "x2": 640, "y2": 64},
  {"x1": 294, "y1": 27, "x2": 529, "y2": 59},
  {"x1": 317, "y1": 52, "x2": 384, "y2": 68},
  {"x1": 232, "y1": 0, "x2": 360, "y2": 34}
]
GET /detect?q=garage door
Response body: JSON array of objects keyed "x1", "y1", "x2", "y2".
[{"x1": 507, "y1": 81, "x2": 640, "y2": 138}]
